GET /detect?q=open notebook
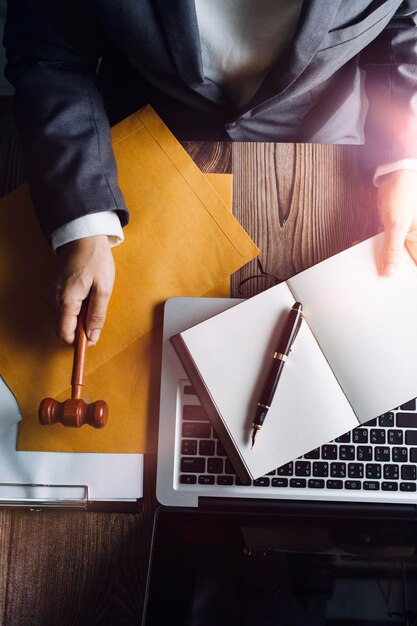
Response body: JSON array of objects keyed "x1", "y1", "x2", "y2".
[{"x1": 171, "y1": 234, "x2": 417, "y2": 481}]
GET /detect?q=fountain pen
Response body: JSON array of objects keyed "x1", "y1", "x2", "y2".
[{"x1": 251, "y1": 302, "x2": 303, "y2": 448}]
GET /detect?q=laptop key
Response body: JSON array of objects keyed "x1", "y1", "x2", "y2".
[
  {"x1": 290, "y1": 478, "x2": 306, "y2": 488},
  {"x1": 411, "y1": 448, "x2": 417, "y2": 463},
  {"x1": 364, "y1": 481, "x2": 380, "y2": 490},
  {"x1": 353, "y1": 428, "x2": 368, "y2": 443},
  {"x1": 313, "y1": 462, "x2": 329, "y2": 477},
  {"x1": 374, "y1": 447, "x2": 390, "y2": 462},
  {"x1": 181, "y1": 457, "x2": 205, "y2": 473},
  {"x1": 400, "y1": 482, "x2": 417, "y2": 492},
  {"x1": 183, "y1": 405, "x2": 210, "y2": 421},
  {"x1": 388, "y1": 430, "x2": 403, "y2": 445},
  {"x1": 272, "y1": 477, "x2": 289, "y2": 487},
  {"x1": 326, "y1": 480, "x2": 343, "y2": 489},
  {"x1": 345, "y1": 480, "x2": 361, "y2": 490},
  {"x1": 304, "y1": 448, "x2": 320, "y2": 459},
  {"x1": 295, "y1": 461, "x2": 311, "y2": 476},
  {"x1": 399, "y1": 399, "x2": 416, "y2": 411},
  {"x1": 278, "y1": 462, "x2": 294, "y2": 476},
  {"x1": 392, "y1": 447, "x2": 408, "y2": 463},
  {"x1": 217, "y1": 476, "x2": 234, "y2": 486},
  {"x1": 366, "y1": 463, "x2": 381, "y2": 479},
  {"x1": 235, "y1": 476, "x2": 252, "y2": 486},
  {"x1": 383, "y1": 464, "x2": 399, "y2": 480},
  {"x1": 182, "y1": 422, "x2": 211, "y2": 438},
  {"x1": 370, "y1": 429, "x2": 386, "y2": 444},
  {"x1": 224, "y1": 459, "x2": 236, "y2": 475},
  {"x1": 181, "y1": 439, "x2": 197, "y2": 455},
  {"x1": 199, "y1": 475, "x2": 215, "y2": 485},
  {"x1": 322, "y1": 445, "x2": 337, "y2": 460},
  {"x1": 254, "y1": 477, "x2": 270, "y2": 487},
  {"x1": 378, "y1": 412, "x2": 394, "y2": 427},
  {"x1": 397, "y1": 413, "x2": 417, "y2": 428},
  {"x1": 382, "y1": 482, "x2": 398, "y2": 491},
  {"x1": 357, "y1": 446, "x2": 372, "y2": 461},
  {"x1": 365, "y1": 418, "x2": 378, "y2": 427},
  {"x1": 339, "y1": 446, "x2": 355, "y2": 460},
  {"x1": 401, "y1": 465, "x2": 417, "y2": 481},
  {"x1": 199, "y1": 440, "x2": 215, "y2": 456},
  {"x1": 207, "y1": 458, "x2": 223, "y2": 474},
  {"x1": 180, "y1": 474, "x2": 197, "y2": 484},
  {"x1": 405, "y1": 431, "x2": 417, "y2": 445},
  {"x1": 348, "y1": 463, "x2": 364, "y2": 479},
  {"x1": 335, "y1": 432, "x2": 351, "y2": 443},
  {"x1": 330, "y1": 462, "x2": 346, "y2": 478},
  {"x1": 308, "y1": 479, "x2": 325, "y2": 489}
]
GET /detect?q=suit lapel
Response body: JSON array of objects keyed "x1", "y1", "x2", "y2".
[
  {"x1": 154, "y1": 0, "x2": 343, "y2": 112},
  {"x1": 240, "y1": 0, "x2": 343, "y2": 114},
  {"x1": 154, "y1": 0, "x2": 202, "y2": 84}
]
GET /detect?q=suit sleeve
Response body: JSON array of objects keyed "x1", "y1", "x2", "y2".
[
  {"x1": 361, "y1": 0, "x2": 417, "y2": 172},
  {"x1": 3, "y1": 0, "x2": 129, "y2": 239}
]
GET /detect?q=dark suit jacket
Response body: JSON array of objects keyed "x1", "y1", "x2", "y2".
[{"x1": 4, "y1": 0, "x2": 417, "y2": 238}]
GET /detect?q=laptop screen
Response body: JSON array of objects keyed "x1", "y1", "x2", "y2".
[{"x1": 143, "y1": 507, "x2": 417, "y2": 626}]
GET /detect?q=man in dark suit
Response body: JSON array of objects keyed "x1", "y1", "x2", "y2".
[{"x1": 4, "y1": 0, "x2": 417, "y2": 343}]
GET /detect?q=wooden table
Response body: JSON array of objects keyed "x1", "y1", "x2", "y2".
[{"x1": 0, "y1": 107, "x2": 379, "y2": 624}]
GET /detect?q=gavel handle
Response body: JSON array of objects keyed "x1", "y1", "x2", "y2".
[{"x1": 71, "y1": 305, "x2": 88, "y2": 400}]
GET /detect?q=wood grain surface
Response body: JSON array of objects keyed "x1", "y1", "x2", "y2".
[
  {"x1": 0, "y1": 112, "x2": 379, "y2": 624},
  {"x1": 231, "y1": 142, "x2": 378, "y2": 297}
]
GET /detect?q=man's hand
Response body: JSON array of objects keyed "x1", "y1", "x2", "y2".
[
  {"x1": 378, "y1": 170, "x2": 417, "y2": 276},
  {"x1": 56, "y1": 235, "x2": 115, "y2": 345}
]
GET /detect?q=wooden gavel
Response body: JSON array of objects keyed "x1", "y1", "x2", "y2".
[{"x1": 38, "y1": 307, "x2": 108, "y2": 428}]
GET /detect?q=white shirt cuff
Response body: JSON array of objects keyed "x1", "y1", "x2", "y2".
[
  {"x1": 51, "y1": 211, "x2": 124, "y2": 252},
  {"x1": 373, "y1": 159, "x2": 417, "y2": 187}
]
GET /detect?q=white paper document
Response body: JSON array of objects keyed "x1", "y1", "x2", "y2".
[
  {"x1": 0, "y1": 375, "x2": 21, "y2": 434},
  {"x1": 0, "y1": 382, "x2": 143, "y2": 504}
]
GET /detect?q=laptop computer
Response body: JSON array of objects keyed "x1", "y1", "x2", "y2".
[
  {"x1": 157, "y1": 296, "x2": 417, "y2": 510},
  {"x1": 142, "y1": 296, "x2": 417, "y2": 624}
]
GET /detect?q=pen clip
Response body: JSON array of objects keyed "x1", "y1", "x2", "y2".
[{"x1": 289, "y1": 313, "x2": 303, "y2": 351}]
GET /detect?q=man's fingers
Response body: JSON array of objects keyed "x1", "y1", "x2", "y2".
[
  {"x1": 381, "y1": 224, "x2": 408, "y2": 277},
  {"x1": 405, "y1": 238, "x2": 417, "y2": 265},
  {"x1": 377, "y1": 171, "x2": 417, "y2": 277},
  {"x1": 86, "y1": 283, "x2": 112, "y2": 344},
  {"x1": 55, "y1": 236, "x2": 115, "y2": 345},
  {"x1": 56, "y1": 290, "x2": 84, "y2": 344}
]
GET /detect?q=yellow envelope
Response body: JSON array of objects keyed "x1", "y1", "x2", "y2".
[
  {"x1": 20, "y1": 174, "x2": 232, "y2": 454},
  {"x1": 0, "y1": 106, "x2": 259, "y2": 452}
]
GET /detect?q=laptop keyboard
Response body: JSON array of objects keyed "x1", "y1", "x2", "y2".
[{"x1": 178, "y1": 384, "x2": 417, "y2": 494}]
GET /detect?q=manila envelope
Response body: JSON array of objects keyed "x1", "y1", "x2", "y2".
[
  {"x1": 0, "y1": 106, "x2": 259, "y2": 453},
  {"x1": 22, "y1": 174, "x2": 232, "y2": 454}
]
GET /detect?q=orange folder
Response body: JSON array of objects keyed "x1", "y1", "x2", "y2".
[{"x1": 0, "y1": 106, "x2": 259, "y2": 453}]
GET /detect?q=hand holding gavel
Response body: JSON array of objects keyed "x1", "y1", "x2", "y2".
[{"x1": 38, "y1": 306, "x2": 108, "y2": 428}]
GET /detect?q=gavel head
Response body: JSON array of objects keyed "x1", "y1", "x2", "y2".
[{"x1": 38, "y1": 398, "x2": 108, "y2": 428}]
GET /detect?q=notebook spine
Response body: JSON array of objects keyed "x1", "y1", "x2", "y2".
[{"x1": 170, "y1": 333, "x2": 252, "y2": 482}]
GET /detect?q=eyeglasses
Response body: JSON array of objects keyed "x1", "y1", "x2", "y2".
[{"x1": 237, "y1": 258, "x2": 282, "y2": 298}]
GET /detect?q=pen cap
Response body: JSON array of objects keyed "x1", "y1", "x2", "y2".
[{"x1": 279, "y1": 302, "x2": 303, "y2": 356}]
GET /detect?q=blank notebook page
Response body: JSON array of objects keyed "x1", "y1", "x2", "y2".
[{"x1": 288, "y1": 233, "x2": 417, "y2": 422}]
